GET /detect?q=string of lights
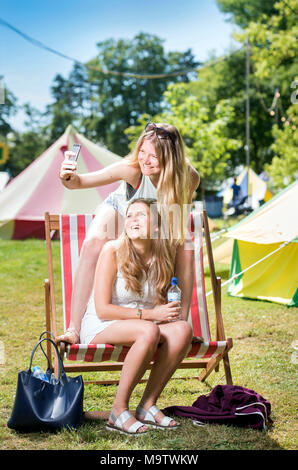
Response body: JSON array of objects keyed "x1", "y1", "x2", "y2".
[{"x1": 255, "y1": 80, "x2": 296, "y2": 131}]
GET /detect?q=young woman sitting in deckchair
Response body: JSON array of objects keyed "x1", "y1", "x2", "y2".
[{"x1": 79, "y1": 198, "x2": 193, "y2": 435}]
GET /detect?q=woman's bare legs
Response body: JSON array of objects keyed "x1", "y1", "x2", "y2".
[
  {"x1": 136, "y1": 320, "x2": 193, "y2": 426},
  {"x1": 56, "y1": 204, "x2": 124, "y2": 344},
  {"x1": 90, "y1": 320, "x2": 161, "y2": 433}
]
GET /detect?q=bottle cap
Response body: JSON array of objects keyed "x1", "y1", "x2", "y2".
[{"x1": 171, "y1": 277, "x2": 178, "y2": 285}]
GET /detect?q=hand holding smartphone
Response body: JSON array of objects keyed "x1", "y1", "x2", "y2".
[
  {"x1": 69, "y1": 143, "x2": 81, "y2": 162},
  {"x1": 62, "y1": 144, "x2": 81, "y2": 181}
]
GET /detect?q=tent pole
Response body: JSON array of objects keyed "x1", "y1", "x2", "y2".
[
  {"x1": 245, "y1": 38, "x2": 250, "y2": 170},
  {"x1": 245, "y1": 39, "x2": 251, "y2": 202}
]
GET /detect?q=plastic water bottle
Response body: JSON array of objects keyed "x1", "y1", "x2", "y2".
[
  {"x1": 167, "y1": 277, "x2": 181, "y2": 322},
  {"x1": 167, "y1": 277, "x2": 181, "y2": 302},
  {"x1": 32, "y1": 366, "x2": 49, "y2": 382}
]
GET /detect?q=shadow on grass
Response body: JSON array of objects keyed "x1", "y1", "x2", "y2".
[{"x1": 7, "y1": 416, "x2": 284, "y2": 451}]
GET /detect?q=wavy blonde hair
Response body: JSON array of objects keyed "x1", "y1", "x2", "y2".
[
  {"x1": 117, "y1": 198, "x2": 176, "y2": 305},
  {"x1": 127, "y1": 123, "x2": 191, "y2": 244}
]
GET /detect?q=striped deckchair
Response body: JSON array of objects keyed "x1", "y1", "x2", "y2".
[{"x1": 44, "y1": 204, "x2": 233, "y2": 385}]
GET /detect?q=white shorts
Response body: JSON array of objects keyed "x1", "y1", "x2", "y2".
[{"x1": 79, "y1": 297, "x2": 117, "y2": 344}]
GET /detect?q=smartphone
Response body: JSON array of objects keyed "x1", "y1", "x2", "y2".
[
  {"x1": 69, "y1": 143, "x2": 81, "y2": 161},
  {"x1": 64, "y1": 143, "x2": 81, "y2": 180}
]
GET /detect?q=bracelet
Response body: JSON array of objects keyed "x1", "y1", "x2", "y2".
[{"x1": 137, "y1": 308, "x2": 142, "y2": 319}]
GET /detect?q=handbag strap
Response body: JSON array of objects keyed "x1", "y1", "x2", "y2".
[
  {"x1": 28, "y1": 337, "x2": 67, "y2": 383},
  {"x1": 38, "y1": 331, "x2": 56, "y2": 374}
]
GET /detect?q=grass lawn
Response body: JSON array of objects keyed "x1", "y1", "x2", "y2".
[{"x1": 0, "y1": 238, "x2": 297, "y2": 451}]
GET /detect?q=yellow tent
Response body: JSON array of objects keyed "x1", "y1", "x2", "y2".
[{"x1": 226, "y1": 180, "x2": 298, "y2": 307}]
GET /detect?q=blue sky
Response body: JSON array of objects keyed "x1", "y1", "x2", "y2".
[{"x1": 1, "y1": 0, "x2": 239, "y2": 130}]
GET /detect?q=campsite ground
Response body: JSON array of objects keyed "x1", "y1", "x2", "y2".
[{"x1": 0, "y1": 237, "x2": 297, "y2": 451}]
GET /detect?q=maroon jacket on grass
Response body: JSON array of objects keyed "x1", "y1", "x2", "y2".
[{"x1": 163, "y1": 385, "x2": 272, "y2": 430}]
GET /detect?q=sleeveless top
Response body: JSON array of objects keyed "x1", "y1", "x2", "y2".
[
  {"x1": 84, "y1": 265, "x2": 156, "y2": 322},
  {"x1": 80, "y1": 258, "x2": 156, "y2": 344},
  {"x1": 103, "y1": 173, "x2": 157, "y2": 217},
  {"x1": 111, "y1": 265, "x2": 156, "y2": 310}
]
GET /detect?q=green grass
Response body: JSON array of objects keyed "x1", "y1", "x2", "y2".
[{"x1": 0, "y1": 238, "x2": 297, "y2": 450}]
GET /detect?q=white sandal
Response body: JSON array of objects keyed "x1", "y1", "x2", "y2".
[
  {"x1": 106, "y1": 410, "x2": 149, "y2": 436},
  {"x1": 136, "y1": 405, "x2": 180, "y2": 430}
]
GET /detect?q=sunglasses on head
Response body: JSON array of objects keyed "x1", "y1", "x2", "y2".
[{"x1": 145, "y1": 122, "x2": 175, "y2": 147}]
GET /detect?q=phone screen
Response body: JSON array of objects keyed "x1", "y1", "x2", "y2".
[{"x1": 70, "y1": 144, "x2": 81, "y2": 161}]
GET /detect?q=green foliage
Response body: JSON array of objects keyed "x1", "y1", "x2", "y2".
[
  {"x1": 161, "y1": 83, "x2": 241, "y2": 194},
  {"x1": 265, "y1": 105, "x2": 298, "y2": 189},
  {"x1": 216, "y1": 0, "x2": 279, "y2": 28},
  {"x1": 231, "y1": 0, "x2": 298, "y2": 188},
  {"x1": 83, "y1": 32, "x2": 198, "y2": 155},
  {"x1": 0, "y1": 85, "x2": 17, "y2": 139},
  {"x1": 233, "y1": 0, "x2": 298, "y2": 85},
  {"x1": 4, "y1": 131, "x2": 47, "y2": 177},
  {"x1": 125, "y1": 81, "x2": 241, "y2": 195},
  {"x1": 1, "y1": 102, "x2": 48, "y2": 177}
]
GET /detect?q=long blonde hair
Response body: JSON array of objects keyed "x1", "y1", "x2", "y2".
[
  {"x1": 117, "y1": 198, "x2": 176, "y2": 305},
  {"x1": 127, "y1": 123, "x2": 190, "y2": 244}
]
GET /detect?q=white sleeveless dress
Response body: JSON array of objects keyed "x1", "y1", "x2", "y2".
[
  {"x1": 103, "y1": 173, "x2": 157, "y2": 217},
  {"x1": 79, "y1": 267, "x2": 156, "y2": 344}
]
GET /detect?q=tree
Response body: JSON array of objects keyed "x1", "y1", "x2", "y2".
[
  {"x1": 125, "y1": 82, "x2": 241, "y2": 197},
  {"x1": 216, "y1": 0, "x2": 279, "y2": 28},
  {"x1": 186, "y1": 48, "x2": 277, "y2": 174},
  {"x1": 45, "y1": 63, "x2": 92, "y2": 142},
  {"x1": 0, "y1": 83, "x2": 17, "y2": 139},
  {"x1": 230, "y1": 0, "x2": 298, "y2": 187},
  {"x1": 47, "y1": 32, "x2": 198, "y2": 155},
  {"x1": 265, "y1": 105, "x2": 298, "y2": 189},
  {"x1": 3, "y1": 103, "x2": 48, "y2": 177}
]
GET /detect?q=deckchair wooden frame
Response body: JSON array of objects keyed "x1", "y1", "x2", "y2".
[{"x1": 43, "y1": 208, "x2": 233, "y2": 386}]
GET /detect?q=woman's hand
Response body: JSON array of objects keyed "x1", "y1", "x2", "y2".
[
  {"x1": 146, "y1": 301, "x2": 182, "y2": 323},
  {"x1": 59, "y1": 151, "x2": 80, "y2": 187}
]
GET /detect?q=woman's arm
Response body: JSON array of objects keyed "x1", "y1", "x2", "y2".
[
  {"x1": 93, "y1": 242, "x2": 181, "y2": 322},
  {"x1": 60, "y1": 157, "x2": 140, "y2": 190}
]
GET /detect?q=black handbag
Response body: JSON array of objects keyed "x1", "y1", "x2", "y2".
[{"x1": 7, "y1": 333, "x2": 84, "y2": 432}]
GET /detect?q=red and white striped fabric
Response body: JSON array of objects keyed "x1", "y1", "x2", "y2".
[{"x1": 59, "y1": 209, "x2": 229, "y2": 362}]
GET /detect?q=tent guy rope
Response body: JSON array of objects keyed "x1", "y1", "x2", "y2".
[{"x1": 205, "y1": 238, "x2": 294, "y2": 297}]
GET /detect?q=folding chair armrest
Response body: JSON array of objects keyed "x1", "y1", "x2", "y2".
[{"x1": 214, "y1": 276, "x2": 227, "y2": 341}]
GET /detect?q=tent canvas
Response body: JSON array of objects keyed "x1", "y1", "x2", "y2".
[
  {"x1": 0, "y1": 125, "x2": 122, "y2": 239},
  {"x1": 225, "y1": 180, "x2": 298, "y2": 307},
  {"x1": 217, "y1": 167, "x2": 273, "y2": 210},
  {"x1": 0, "y1": 171, "x2": 9, "y2": 191}
]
